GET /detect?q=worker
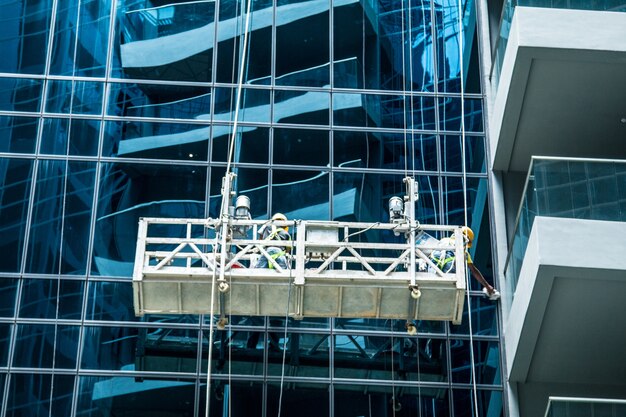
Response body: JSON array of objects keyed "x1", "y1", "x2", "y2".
[
  {"x1": 254, "y1": 213, "x2": 291, "y2": 270},
  {"x1": 429, "y1": 226, "x2": 500, "y2": 301}
]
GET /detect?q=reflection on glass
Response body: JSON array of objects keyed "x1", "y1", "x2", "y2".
[
  {"x1": 76, "y1": 375, "x2": 195, "y2": 416},
  {"x1": 216, "y1": 0, "x2": 272, "y2": 83},
  {"x1": 13, "y1": 324, "x2": 79, "y2": 369},
  {"x1": 6, "y1": 374, "x2": 51, "y2": 416},
  {"x1": 453, "y1": 388, "x2": 503, "y2": 417},
  {"x1": 104, "y1": 120, "x2": 210, "y2": 160},
  {"x1": 0, "y1": 116, "x2": 39, "y2": 154},
  {"x1": 212, "y1": 126, "x2": 269, "y2": 164},
  {"x1": 266, "y1": 332, "x2": 330, "y2": 378},
  {"x1": 272, "y1": 169, "x2": 329, "y2": 220},
  {"x1": 202, "y1": 329, "x2": 265, "y2": 376},
  {"x1": 46, "y1": 80, "x2": 104, "y2": 115},
  {"x1": 450, "y1": 339, "x2": 501, "y2": 385},
  {"x1": 85, "y1": 281, "x2": 137, "y2": 322},
  {"x1": 26, "y1": 160, "x2": 96, "y2": 275},
  {"x1": 199, "y1": 381, "x2": 264, "y2": 417},
  {"x1": 0, "y1": 158, "x2": 34, "y2": 272},
  {"x1": 19, "y1": 279, "x2": 84, "y2": 320},
  {"x1": 267, "y1": 382, "x2": 330, "y2": 417},
  {"x1": 213, "y1": 87, "x2": 271, "y2": 123},
  {"x1": 274, "y1": 90, "x2": 329, "y2": 125},
  {"x1": 335, "y1": 384, "x2": 450, "y2": 417},
  {"x1": 116, "y1": 0, "x2": 215, "y2": 81},
  {"x1": 274, "y1": 128, "x2": 328, "y2": 166},
  {"x1": 50, "y1": 0, "x2": 110, "y2": 77},
  {"x1": 442, "y1": 176, "x2": 483, "y2": 227},
  {"x1": 449, "y1": 295, "x2": 498, "y2": 336},
  {"x1": 0, "y1": 78, "x2": 43, "y2": 112},
  {"x1": 41, "y1": 118, "x2": 100, "y2": 156},
  {"x1": 0, "y1": 279, "x2": 18, "y2": 317},
  {"x1": 92, "y1": 163, "x2": 206, "y2": 277},
  {"x1": 0, "y1": 0, "x2": 54, "y2": 74},
  {"x1": 108, "y1": 83, "x2": 211, "y2": 120},
  {"x1": 276, "y1": 1, "x2": 329, "y2": 87},
  {"x1": 441, "y1": 135, "x2": 486, "y2": 173},
  {"x1": 333, "y1": 172, "x2": 439, "y2": 224},
  {"x1": 439, "y1": 97, "x2": 483, "y2": 133},
  {"x1": 334, "y1": 131, "x2": 437, "y2": 172},
  {"x1": 0, "y1": 323, "x2": 11, "y2": 366}
]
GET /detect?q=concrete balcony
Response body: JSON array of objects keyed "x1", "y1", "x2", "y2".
[
  {"x1": 501, "y1": 157, "x2": 626, "y2": 416},
  {"x1": 489, "y1": 7, "x2": 626, "y2": 174}
]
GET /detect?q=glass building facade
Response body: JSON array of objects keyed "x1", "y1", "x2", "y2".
[{"x1": 0, "y1": 0, "x2": 502, "y2": 415}]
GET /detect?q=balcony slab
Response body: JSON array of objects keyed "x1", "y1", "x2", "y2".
[{"x1": 491, "y1": 7, "x2": 626, "y2": 173}]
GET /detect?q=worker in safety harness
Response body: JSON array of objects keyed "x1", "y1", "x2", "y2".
[
  {"x1": 429, "y1": 226, "x2": 500, "y2": 301},
  {"x1": 254, "y1": 213, "x2": 291, "y2": 269}
]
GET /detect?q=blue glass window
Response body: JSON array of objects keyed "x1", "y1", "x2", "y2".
[
  {"x1": 274, "y1": 90, "x2": 329, "y2": 126},
  {"x1": 274, "y1": 128, "x2": 328, "y2": 167},
  {"x1": 40, "y1": 117, "x2": 100, "y2": 156},
  {"x1": 0, "y1": 0, "x2": 54, "y2": 74},
  {"x1": 450, "y1": 340, "x2": 501, "y2": 385},
  {"x1": 6, "y1": 373, "x2": 52, "y2": 417},
  {"x1": 0, "y1": 77, "x2": 43, "y2": 112},
  {"x1": 272, "y1": 169, "x2": 329, "y2": 220},
  {"x1": 441, "y1": 135, "x2": 486, "y2": 173},
  {"x1": 450, "y1": 295, "x2": 499, "y2": 336},
  {"x1": 0, "y1": 116, "x2": 39, "y2": 154},
  {"x1": 439, "y1": 97, "x2": 483, "y2": 133},
  {"x1": 13, "y1": 324, "x2": 79, "y2": 369},
  {"x1": 85, "y1": 281, "x2": 137, "y2": 322},
  {"x1": 0, "y1": 323, "x2": 11, "y2": 366},
  {"x1": 0, "y1": 158, "x2": 34, "y2": 273},
  {"x1": 19, "y1": 278, "x2": 84, "y2": 320},
  {"x1": 442, "y1": 176, "x2": 484, "y2": 228},
  {"x1": 213, "y1": 87, "x2": 271, "y2": 123},
  {"x1": 45, "y1": 80, "x2": 104, "y2": 115},
  {"x1": 92, "y1": 162, "x2": 207, "y2": 277},
  {"x1": 115, "y1": 0, "x2": 215, "y2": 81},
  {"x1": 275, "y1": 1, "x2": 329, "y2": 88},
  {"x1": 216, "y1": 0, "x2": 271, "y2": 84},
  {"x1": 0, "y1": 279, "x2": 18, "y2": 317},
  {"x1": 76, "y1": 375, "x2": 196, "y2": 416},
  {"x1": 103, "y1": 120, "x2": 210, "y2": 161},
  {"x1": 107, "y1": 82, "x2": 212, "y2": 120},
  {"x1": 26, "y1": 160, "x2": 96, "y2": 275},
  {"x1": 267, "y1": 382, "x2": 329, "y2": 417},
  {"x1": 49, "y1": 0, "x2": 110, "y2": 77},
  {"x1": 334, "y1": 131, "x2": 437, "y2": 172},
  {"x1": 81, "y1": 325, "x2": 143, "y2": 370},
  {"x1": 212, "y1": 126, "x2": 269, "y2": 164}
]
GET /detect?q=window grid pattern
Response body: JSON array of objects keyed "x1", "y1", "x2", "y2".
[{"x1": 0, "y1": 0, "x2": 502, "y2": 415}]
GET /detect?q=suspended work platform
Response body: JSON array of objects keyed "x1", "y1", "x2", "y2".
[{"x1": 132, "y1": 218, "x2": 467, "y2": 324}]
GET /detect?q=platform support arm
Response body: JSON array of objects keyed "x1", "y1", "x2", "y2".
[{"x1": 295, "y1": 221, "x2": 306, "y2": 285}]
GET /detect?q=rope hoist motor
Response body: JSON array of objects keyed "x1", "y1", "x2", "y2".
[{"x1": 132, "y1": 175, "x2": 467, "y2": 324}]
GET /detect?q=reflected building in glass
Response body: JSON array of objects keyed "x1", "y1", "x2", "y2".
[{"x1": 0, "y1": 0, "x2": 502, "y2": 416}]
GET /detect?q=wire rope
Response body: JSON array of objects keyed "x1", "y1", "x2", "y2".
[
  {"x1": 456, "y1": 0, "x2": 480, "y2": 415},
  {"x1": 49, "y1": 0, "x2": 84, "y2": 410},
  {"x1": 206, "y1": 0, "x2": 253, "y2": 413},
  {"x1": 277, "y1": 222, "x2": 296, "y2": 417}
]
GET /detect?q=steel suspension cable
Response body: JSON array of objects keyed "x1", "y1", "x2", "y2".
[
  {"x1": 456, "y1": 0, "x2": 480, "y2": 414},
  {"x1": 206, "y1": 0, "x2": 253, "y2": 414}
]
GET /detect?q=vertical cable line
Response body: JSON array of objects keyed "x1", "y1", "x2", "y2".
[
  {"x1": 206, "y1": 0, "x2": 253, "y2": 415},
  {"x1": 49, "y1": 0, "x2": 85, "y2": 412},
  {"x1": 405, "y1": 2, "x2": 424, "y2": 415},
  {"x1": 277, "y1": 224, "x2": 295, "y2": 417},
  {"x1": 456, "y1": 0, "x2": 480, "y2": 415}
]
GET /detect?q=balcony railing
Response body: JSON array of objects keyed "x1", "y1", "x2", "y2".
[
  {"x1": 504, "y1": 157, "x2": 626, "y2": 302},
  {"x1": 490, "y1": 1, "x2": 626, "y2": 87},
  {"x1": 544, "y1": 397, "x2": 626, "y2": 417}
]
